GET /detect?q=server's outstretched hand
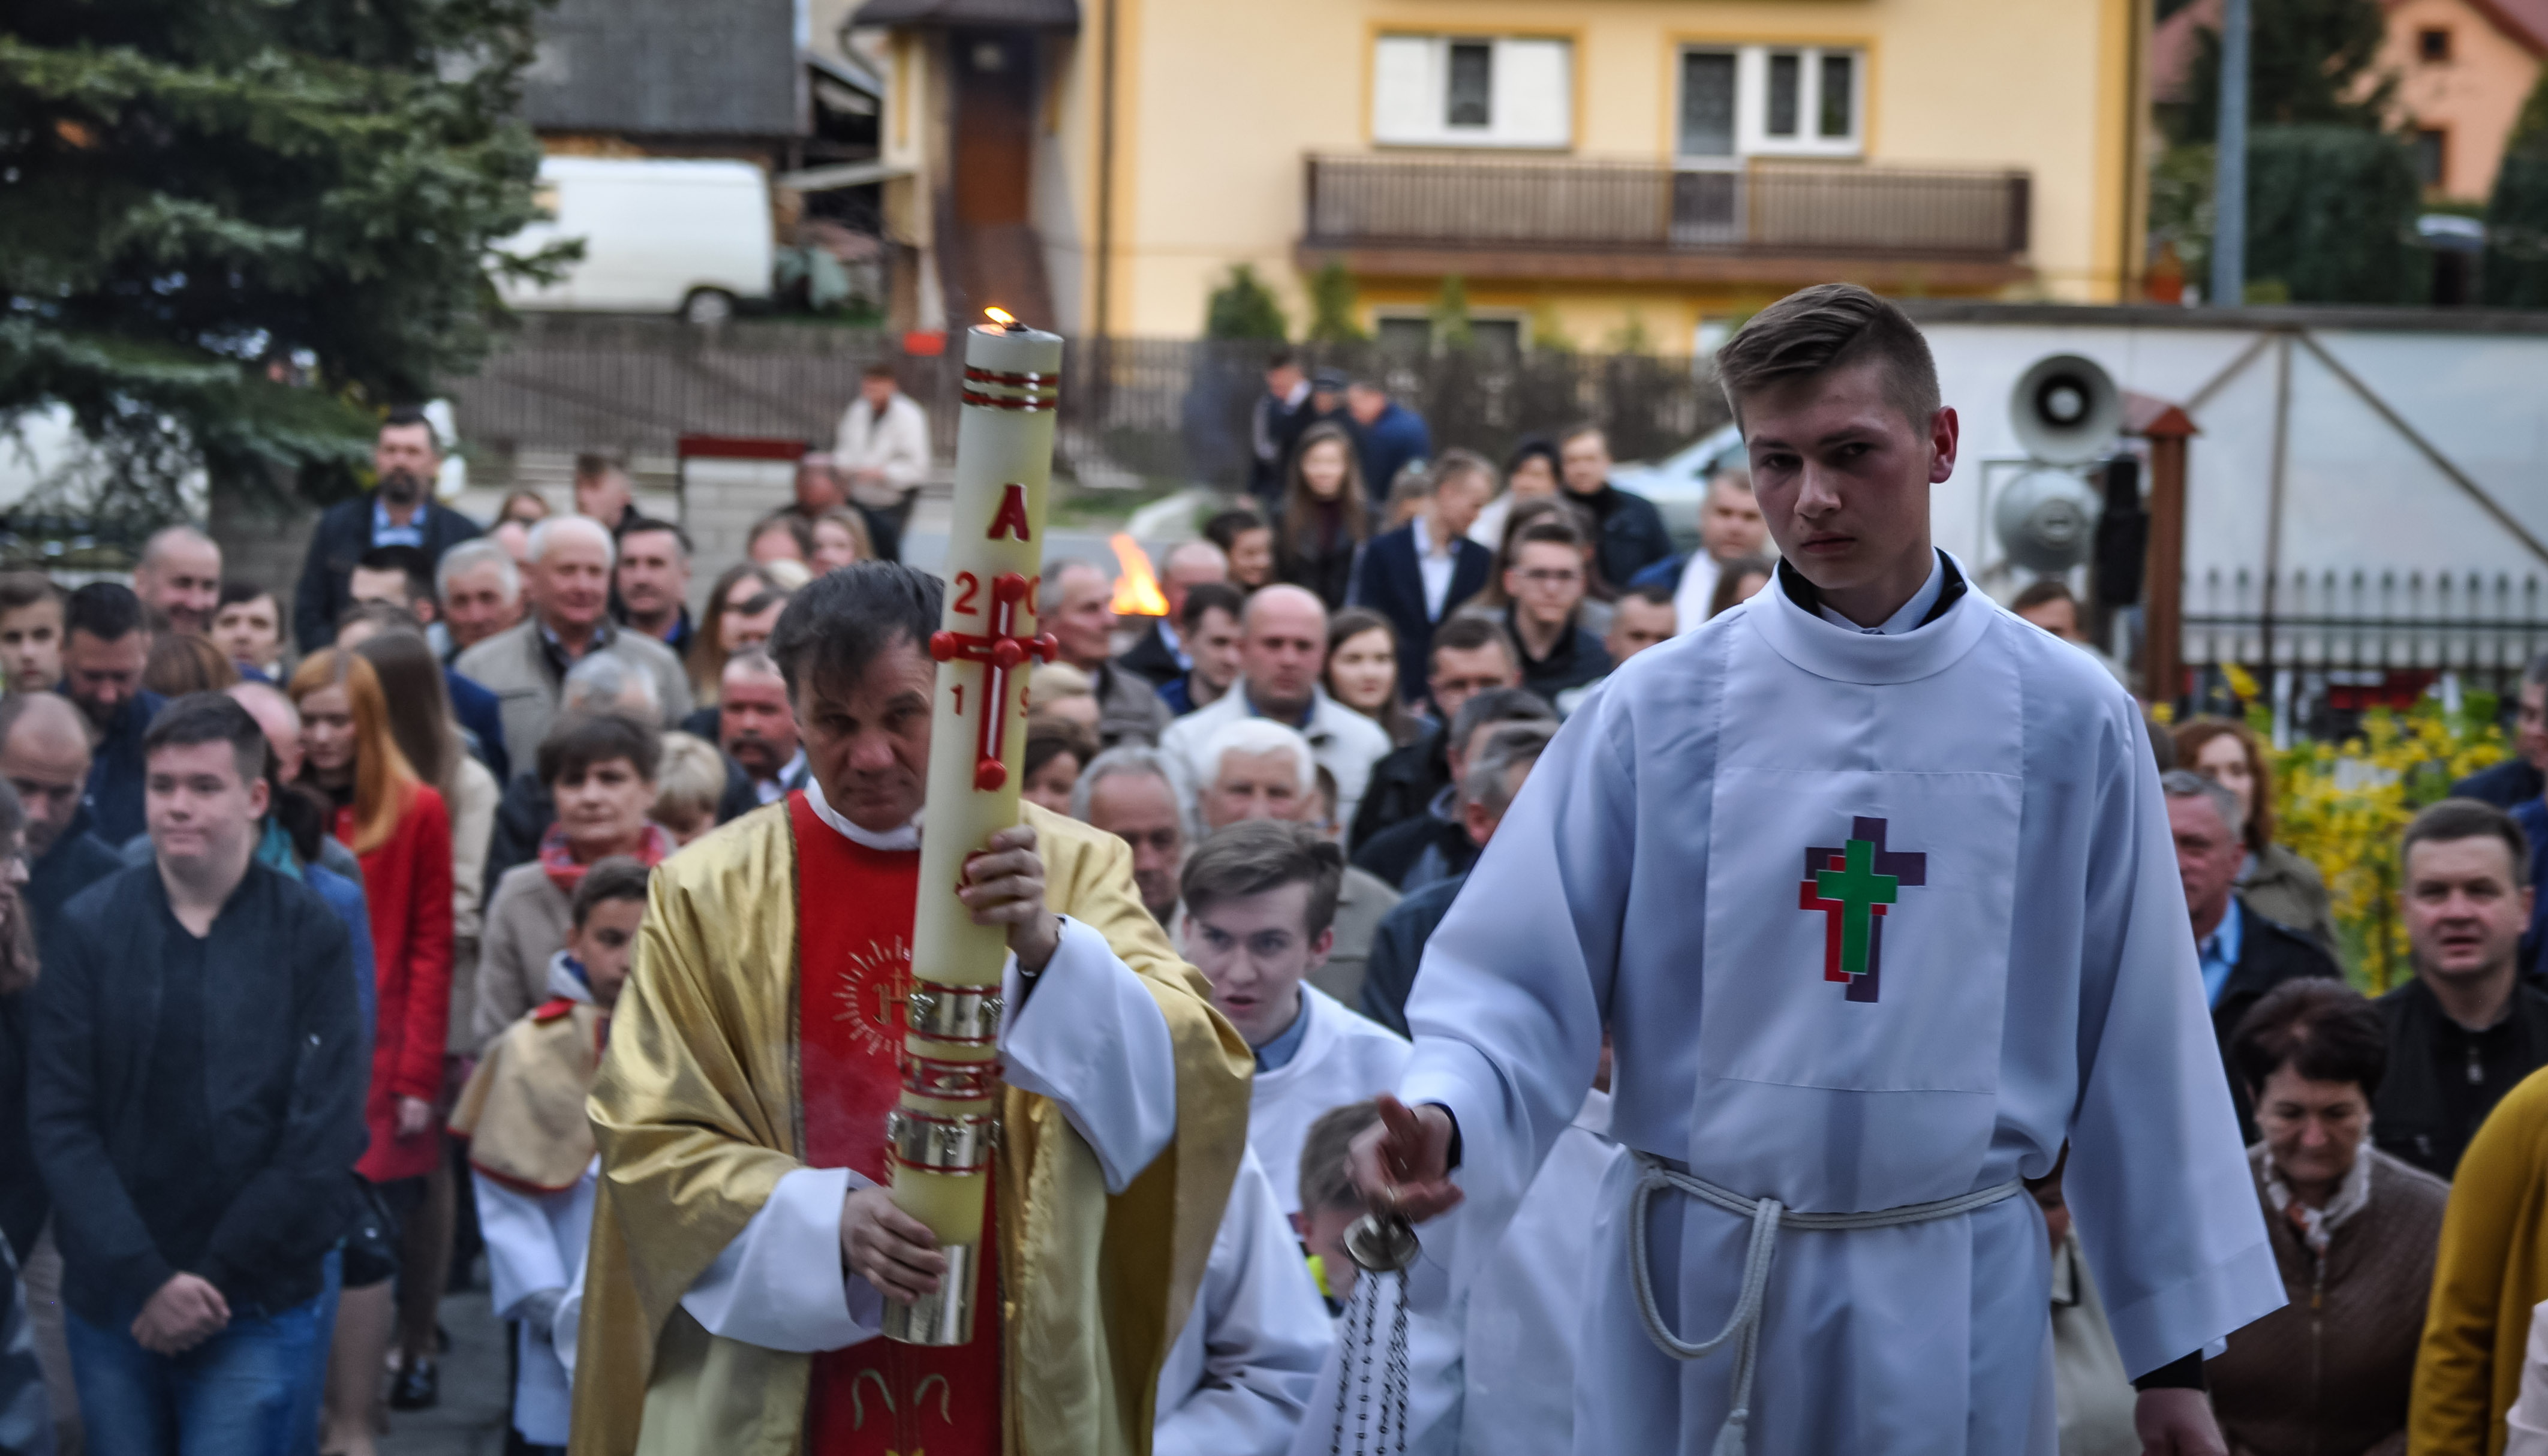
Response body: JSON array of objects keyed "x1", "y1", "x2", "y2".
[
  {"x1": 2134, "y1": 1389, "x2": 2227, "y2": 1456},
  {"x1": 1349, "y1": 1093, "x2": 1464, "y2": 1223},
  {"x1": 961, "y1": 825, "x2": 1061, "y2": 971}
]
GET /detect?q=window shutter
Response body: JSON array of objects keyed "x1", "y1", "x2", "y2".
[
  {"x1": 1373, "y1": 36, "x2": 1435, "y2": 144},
  {"x1": 1495, "y1": 38, "x2": 1571, "y2": 147}
]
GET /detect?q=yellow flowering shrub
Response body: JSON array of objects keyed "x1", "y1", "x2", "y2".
[{"x1": 2266, "y1": 691, "x2": 2507, "y2": 992}]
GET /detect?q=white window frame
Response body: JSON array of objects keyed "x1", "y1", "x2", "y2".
[
  {"x1": 1677, "y1": 43, "x2": 1865, "y2": 163},
  {"x1": 1370, "y1": 308, "x2": 1532, "y2": 356},
  {"x1": 1372, "y1": 34, "x2": 1574, "y2": 150}
]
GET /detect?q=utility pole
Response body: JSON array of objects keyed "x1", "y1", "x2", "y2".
[{"x1": 2210, "y1": 0, "x2": 2251, "y2": 308}]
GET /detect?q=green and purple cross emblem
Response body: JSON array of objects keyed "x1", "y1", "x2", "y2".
[{"x1": 1797, "y1": 817, "x2": 1927, "y2": 1004}]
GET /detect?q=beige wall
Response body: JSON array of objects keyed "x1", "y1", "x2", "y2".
[
  {"x1": 2382, "y1": 0, "x2": 2541, "y2": 201},
  {"x1": 864, "y1": 0, "x2": 2137, "y2": 341}
]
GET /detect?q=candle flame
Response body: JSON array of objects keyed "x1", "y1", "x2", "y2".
[
  {"x1": 983, "y1": 306, "x2": 1016, "y2": 327},
  {"x1": 1108, "y1": 535, "x2": 1169, "y2": 616}
]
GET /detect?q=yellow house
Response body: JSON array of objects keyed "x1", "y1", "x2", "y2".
[{"x1": 848, "y1": 0, "x2": 2151, "y2": 347}]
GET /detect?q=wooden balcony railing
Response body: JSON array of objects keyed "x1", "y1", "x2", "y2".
[{"x1": 1303, "y1": 154, "x2": 2031, "y2": 262}]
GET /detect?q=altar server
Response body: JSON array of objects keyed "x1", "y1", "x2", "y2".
[
  {"x1": 1353, "y1": 284, "x2": 2282, "y2": 1454},
  {"x1": 449, "y1": 856, "x2": 650, "y2": 1451},
  {"x1": 1153, "y1": 1147, "x2": 1333, "y2": 1456},
  {"x1": 1183, "y1": 819, "x2": 1409, "y2": 1216}
]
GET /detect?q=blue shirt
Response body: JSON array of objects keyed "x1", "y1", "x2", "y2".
[
  {"x1": 371, "y1": 498, "x2": 428, "y2": 549},
  {"x1": 1254, "y1": 994, "x2": 1314, "y2": 1071},
  {"x1": 2197, "y1": 897, "x2": 2244, "y2": 1008}
]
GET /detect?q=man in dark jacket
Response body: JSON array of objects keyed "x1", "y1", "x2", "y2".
[
  {"x1": 1354, "y1": 691, "x2": 1553, "y2": 892},
  {"x1": 1346, "y1": 380, "x2": 1432, "y2": 501},
  {"x1": 1247, "y1": 349, "x2": 1311, "y2": 506},
  {"x1": 2373, "y1": 798, "x2": 2548, "y2": 1180},
  {"x1": 1349, "y1": 452, "x2": 1495, "y2": 705},
  {"x1": 1347, "y1": 618, "x2": 1522, "y2": 847},
  {"x1": 1, "y1": 694, "x2": 123, "y2": 975},
  {"x1": 1115, "y1": 542, "x2": 1231, "y2": 687},
  {"x1": 1502, "y1": 519, "x2": 1611, "y2": 709},
  {"x1": 1359, "y1": 721, "x2": 1552, "y2": 1035},
  {"x1": 1556, "y1": 425, "x2": 1674, "y2": 589},
  {"x1": 293, "y1": 408, "x2": 484, "y2": 652},
  {"x1": 58, "y1": 583, "x2": 163, "y2": 847},
  {"x1": 2451, "y1": 654, "x2": 2548, "y2": 808},
  {"x1": 28, "y1": 694, "x2": 365, "y2": 1449},
  {"x1": 2168, "y1": 771, "x2": 2344, "y2": 1141}
]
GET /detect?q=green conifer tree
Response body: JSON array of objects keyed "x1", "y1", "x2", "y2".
[{"x1": 0, "y1": 1, "x2": 571, "y2": 519}]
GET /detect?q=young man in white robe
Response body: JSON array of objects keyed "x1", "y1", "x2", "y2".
[
  {"x1": 1153, "y1": 1146, "x2": 1334, "y2": 1456},
  {"x1": 1181, "y1": 818, "x2": 1410, "y2": 1217},
  {"x1": 447, "y1": 857, "x2": 651, "y2": 1451},
  {"x1": 1352, "y1": 283, "x2": 2283, "y2": 1455}
]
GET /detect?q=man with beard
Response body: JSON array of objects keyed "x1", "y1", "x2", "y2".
[
  {"x1": 716, "y1": 649, "x2": 805, "y2": 804},
  {"x1": 294, "y1": 408, "x2": 485, "y2": 651}
]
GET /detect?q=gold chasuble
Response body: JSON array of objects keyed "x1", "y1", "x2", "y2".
[{"x1": 569, "y1": 800, "x2": 1253, "y2": 1456}]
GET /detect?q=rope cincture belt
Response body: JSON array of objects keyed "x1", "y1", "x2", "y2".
[{"x1": 1626, "y1": 1154, "x2": 2026, "y2": 1456}]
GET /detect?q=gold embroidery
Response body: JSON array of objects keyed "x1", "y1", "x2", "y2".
[{"x1": 831, "y1": 937, "x2": 913, "y2": 1059}]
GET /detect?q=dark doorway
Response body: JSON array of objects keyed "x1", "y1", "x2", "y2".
[{"x1": 953, "y1": 30, "x2": 1034, "y2": 228}]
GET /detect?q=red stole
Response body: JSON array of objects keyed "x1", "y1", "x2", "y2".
[{"x1": 791, "y1": 794, "x2": 1001, "y2": 1456}]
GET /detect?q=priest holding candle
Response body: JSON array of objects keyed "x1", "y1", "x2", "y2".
[{"x1": 568, "y1": 317, "x2": 1253, "y2": 1456}]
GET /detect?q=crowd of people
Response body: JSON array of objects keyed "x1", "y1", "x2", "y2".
[{"x1": 16, "y1": 334, "x2": 2548, "y2": 1456}]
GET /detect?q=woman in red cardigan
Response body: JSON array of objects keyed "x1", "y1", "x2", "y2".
[{"x1": 292, "y1": 648, "x2": 453, "y2": 1456}]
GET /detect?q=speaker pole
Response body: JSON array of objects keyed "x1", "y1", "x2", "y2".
[{"x1": 2137, "y1": 406, "x2": 2198, "y2": 713}]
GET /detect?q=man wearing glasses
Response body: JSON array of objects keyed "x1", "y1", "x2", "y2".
[{"x1": 1502, "y1": 519, "x2": 1612, "y2": 711}]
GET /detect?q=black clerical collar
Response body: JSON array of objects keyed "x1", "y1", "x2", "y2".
[{"x1": 1776, "y1": 550, "x2": 1966, "y2": 632}]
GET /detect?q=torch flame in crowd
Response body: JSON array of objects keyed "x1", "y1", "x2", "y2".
[{"x1": 1109, "y1": 535, "x2": 1169, "y2": 616}]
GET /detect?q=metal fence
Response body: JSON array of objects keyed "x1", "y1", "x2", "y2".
[
  {"x1": 2180, "y1": 565, "x2": 2548, "y2": 727},
  {"x1": 1304, "y1": 154, "x2": 2031, "y2": 260},
  {"x1": 439, "y1": 315, "x2": 1731, "y2": 490}
]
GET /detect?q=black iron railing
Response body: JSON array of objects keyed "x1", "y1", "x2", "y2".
[
  {"x1": 2181, "y1": 565, "x2": 2548, "y2": 729},
  {"x1": 1304, "y1": 154, "x2": 2030, "y2": 259}
]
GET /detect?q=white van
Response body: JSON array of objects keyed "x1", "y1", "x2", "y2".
[{"x1": 497, "y1": 157, "x2": 774, "y2": 323}]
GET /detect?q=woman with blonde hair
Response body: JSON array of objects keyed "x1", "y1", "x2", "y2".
[
  {"x1": 810, "y1": 509, "x2": 873, "y2": 574},
  {"x1": 2174, "y1": 717, "x2": 2338, "y2": 952},
  {"x1": 685, "y1": 562, "x2": 791, "y2": 707},
  {"x1": 347, "y1": 625, "x2": 501, "y2": 1408},
  {"x1": 289, "y1": 648, "x2": 454, "y2": 1452},
  {"x1": 1275, "y1": 420, "x2": 1371, "y2": 610}
]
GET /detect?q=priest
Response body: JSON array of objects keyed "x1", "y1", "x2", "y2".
[
  {"x1": 570, "y1": 562, "x2": 1253, "y2": 1456},
  {"x1": 1352, "y1": 284, "x2": 2283, "y2": 1455}
]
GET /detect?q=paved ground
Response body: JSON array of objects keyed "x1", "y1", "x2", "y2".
[{"x1": 378, "y1": 1290, "x2": 512, "y2": 1456}]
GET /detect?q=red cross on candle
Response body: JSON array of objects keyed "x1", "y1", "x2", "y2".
[{"x1": 928, "y1": 571, "x2": 1060, "y2": 792}]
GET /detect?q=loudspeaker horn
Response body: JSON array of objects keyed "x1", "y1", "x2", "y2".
[{"x1": 2009, "y1": 354, "x2": 2123, "y2": 467}]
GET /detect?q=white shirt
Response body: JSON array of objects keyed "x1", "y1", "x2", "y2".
[
  {"x1": 1813, "y1": 551, "x2": 1947, "y2": 635},
  {"x1": 2505, "y1": 1299, "x2": 2548, "y2": 1455},
  {"x1": 1413, "y1": 517, "x2": 1457, "y2": 623},
  {"x1": 477, "y1": 1161, "x2": 598, "y2": 1446},
  {"x1": 1672, "y1": 552, "x2": 1722, "y2": 637},
  {"x1": 1396, "y1": 556, "x2": 2281, "y2": 1452},
  {"x1": 832, "y1": 392, "x2": 932, "y2": 507},
  {"x1": 671, "y1": 801, "x2": 1180, "y2": 1353},
  {"x1": 1154, "y1": 1148, "x2": 1334, "y2": 1456},
  {"x1": 1158, "y1": 687, "x2": 1394, "y2": 846},
  {"x1": 1237, "y1": 985, "x2": 1410, "y2": 1217},
  {"x1": 754, "y1": 748, "x2": 809, "y2": 805}
]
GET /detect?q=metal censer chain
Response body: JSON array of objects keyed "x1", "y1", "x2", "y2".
[{"x1": 1328, "y1": 1212, "x2": 1418, "y2": 1455}]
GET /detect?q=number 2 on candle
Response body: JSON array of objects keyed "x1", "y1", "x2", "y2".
[{"x1": 953, "y1": 573, "x2": 980, "y2": 615}]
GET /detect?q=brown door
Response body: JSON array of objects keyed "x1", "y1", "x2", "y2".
[{"x1": 952, "y1": 31, "x2": 1033, "y2": 227}]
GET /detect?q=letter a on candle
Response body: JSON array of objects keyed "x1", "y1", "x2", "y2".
[{"x1": 986, "y1": 483, "x2": 1033, "y2": 542}]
